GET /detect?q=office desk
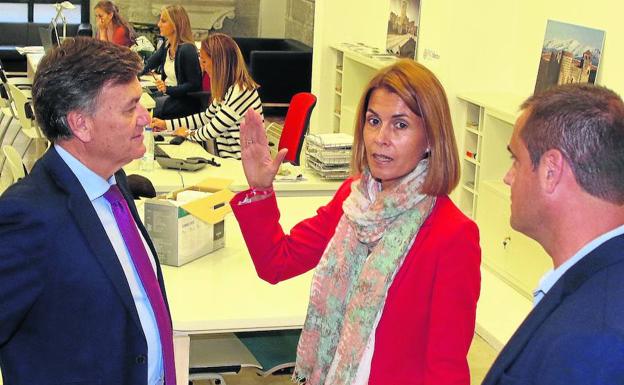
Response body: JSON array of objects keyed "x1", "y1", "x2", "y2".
[
  {"x1": 166, "y1": 195, "x2": 330, "y2": 384},
  {"x1": 126, "y1": 140, "x2": 342, "y2": 196}
]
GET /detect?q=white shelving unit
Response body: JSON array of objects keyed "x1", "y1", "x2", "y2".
[
  {"x1": 330, "y1": 44, "x2": 397, "y2": 134},
  {"x1": 457, "y1": 101, "x2": 483, "y2": 218},
  {"x1": 457, "y1": 92, "x2": 552, "y2": 299}
]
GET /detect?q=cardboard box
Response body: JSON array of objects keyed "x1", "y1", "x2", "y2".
[{"x1": 144, "y1": 178, "x2": 234, "y2": 266}]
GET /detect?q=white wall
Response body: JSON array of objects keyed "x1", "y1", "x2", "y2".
[
  {"x1": 310, "y1": 0, "x2": 389, "y2": 133},
  {"x1": 430, "y1": 0, "x2": 622, "y2": 101},
  {"x1": 313, "y1": 0, "x2": 624, "y2": 133},
  {"x1": 258, "y1": 0, "x2": 287, "y2": 38},
  {"x1": 311, "y1": 0, "x2": 624, "y2": 348}
]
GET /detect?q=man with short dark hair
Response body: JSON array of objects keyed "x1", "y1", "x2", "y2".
[
  {"x1": 0, "y1": 37, "x2": 175, "y2": 385},
  {"x1": 482, "y1": 83, "x2": 624, "y2": 385}
]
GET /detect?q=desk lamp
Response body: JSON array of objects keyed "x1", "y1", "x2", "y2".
[{"x1": 51, "y1": 1, "x2": 76, "y2": 45}]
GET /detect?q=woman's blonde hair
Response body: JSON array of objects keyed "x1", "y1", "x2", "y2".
[
  {"x1": 202, "y1": 33, "x2": 258, "y2": 102},
  {"x1": 161, "y1": 4, "x2": 194, "y2": 47},
  {"x1": 351, "y1": 59, "x2": 460, "y2": 196}
]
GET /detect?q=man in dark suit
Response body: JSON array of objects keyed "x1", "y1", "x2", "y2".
[
  {"x1": 482, "y1": 83, "x2": 624, "y2": 385},
  {"x1": 0, "y1": 38, "x2": 176, "y2": 384}
]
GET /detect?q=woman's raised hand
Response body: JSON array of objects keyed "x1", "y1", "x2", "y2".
[{"x1": 240, "y1": 108, "x2": 288, "y2": 189}]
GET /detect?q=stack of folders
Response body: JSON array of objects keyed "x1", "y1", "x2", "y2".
[{"x1": 305, "y1": 133, "x2": 354, "y2": 180}]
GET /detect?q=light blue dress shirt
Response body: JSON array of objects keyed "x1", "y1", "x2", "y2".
[
  {"x1": 533, "y1": 223, "x2": 624, "y2": 306},
  {"x1": 55, "y1": 145, "x2": 164, "y2": 385}
]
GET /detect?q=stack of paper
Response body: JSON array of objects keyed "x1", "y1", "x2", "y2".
[{"x1": 305, "y1": 133, "x2": 353, "y2": 180}]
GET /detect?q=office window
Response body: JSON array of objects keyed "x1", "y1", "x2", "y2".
[
  {"x1": 34, "y1": 3, "x2": 81, "y2": 24},
  {"x1": 0, "y1": 0, "x2": 89, "y2": 23},
  {"x1": 0, "y1": 3, "x2": 28, "y2": 22}
]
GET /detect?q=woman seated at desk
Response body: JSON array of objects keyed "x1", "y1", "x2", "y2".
[
  {"x1": 230, "y1": 60, "x2": 481, "y2": 385},
  {"x1": 94, "y1": 0, "x2": 135, "y2": 47},
  {"x1": 142, "y1": 4, "x2": 202, "y2": 119},
  {"x1": 152, "y1": 33, "x2": 262, "y2": 160}
]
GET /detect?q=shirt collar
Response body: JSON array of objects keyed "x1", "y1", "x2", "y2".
[
  {"x1": 54, "y1": 143, "x2": 116, "y2": 201},
  {"x1": 534, "y1": 223, "x2": 624, "y2": 304}
]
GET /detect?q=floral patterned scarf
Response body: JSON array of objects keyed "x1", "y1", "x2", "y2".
[{"x1": 294, "y1": 160, "x2": 435, "y2": 385}]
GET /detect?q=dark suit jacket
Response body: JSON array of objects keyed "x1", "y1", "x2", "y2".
[
  {"x1": 482, "y1": 234, "x2": 624, "y2": 385},
  {"x1": 142, "y1": 42, "x2": 202, "y2": 119},
  {"x1": 142, "y1": 42, "x2": 202, "y2": 98},
  {"x1": 0, "y1": 147, "x2": 170, "y2": 385}
]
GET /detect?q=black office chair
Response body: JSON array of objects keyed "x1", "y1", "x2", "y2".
[
  {"x1": 188, "y1": 90, "x2": 212, "y2": 112},
  {"x1": 126, "y1": 174, "x2": 156, "y2": 199},
  {"x1": 77, "y1": 23, "x2": 93, "y2": 37}
]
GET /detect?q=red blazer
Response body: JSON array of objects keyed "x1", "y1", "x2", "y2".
[
  {"x1": 111, "y1": 25, "x2": 133, "y2": 47},
  {"x1": 231, "y1": 178, "x2": 481, "y2": 385}
]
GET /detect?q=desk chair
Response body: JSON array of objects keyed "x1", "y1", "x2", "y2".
[
  {"x1": 126, "y1": 174, "x2": 157, "y2": 199},
  {"x1": 188, "y1": 90, "x2": 212, "y2": 112},
  {"x1": 189, "y1": 333, "x2": 263, "y2": 385},
  {"x1": 77, "y1": 23, "x2": 93, "y2": 37},
  {"x1": 0, "y1": 67, "x2": 32, "y2": 134},
  {"x1": 2, "y1": 145, "x2": 27, "y2": 184},
  {"x1": 235, "y1": 329, "x2": 301, "y2": 377},
  {"x1": 0, "y1": 64, "x2": 32, "y2": 91},
  {"x1": 267, "y1": 92, "x2": 317, "y2": 166},
  {"x1": 0, "y1": 65, "x2": 32, "y2": 130},
  {"x1": 0, "y1": 87, "x2": 15, "y2": 146},
  {"x1": 187, "y1": 72, "x2": 212, "y2": 111},
  {"x1": 7, "y1": 83, "x2": 47, "y2": 159},
  {"x1": 0, "y1": 59, "x2": 32, "y2": 78},
  {"x1": 0, "y1": 72, "x2": 32, "y2": 170}
]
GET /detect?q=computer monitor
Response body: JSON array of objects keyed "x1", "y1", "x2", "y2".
[{"x1": 38, "y1": 26, "x2": 59, "y2": 54}]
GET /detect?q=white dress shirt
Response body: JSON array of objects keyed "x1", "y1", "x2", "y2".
[{"x1": 163, "y1": 53, "x2": 177, "y2": 87}]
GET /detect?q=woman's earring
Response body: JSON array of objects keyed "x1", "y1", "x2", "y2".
[{"x1": 423, "y1": 149, "x2": 431, "y2": 159}]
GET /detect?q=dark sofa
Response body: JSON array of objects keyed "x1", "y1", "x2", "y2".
[
  {"x1": 0, "y1": 22, "x2": 83, "y2": 72},
  {"x1": 233, "y1": 37, "x2": 312, "y2": 106}
]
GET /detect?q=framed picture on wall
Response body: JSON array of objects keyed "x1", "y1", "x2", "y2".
[
  {"x1": 386, "y1": 0, "x2": 421, "y2": 59},
  {"x1": 534, "y1": 20, "x2": 605, "y2": 94}
]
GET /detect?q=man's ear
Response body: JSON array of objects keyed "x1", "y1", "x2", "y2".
[
  {"x1": 66, "y1": 110, "x2": 93, "y2": 143},
  {"x1": 539, "y1": 149, "x2": 565, "y2": 194}
]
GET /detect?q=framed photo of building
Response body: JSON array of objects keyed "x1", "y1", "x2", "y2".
[
  {"x1": 386, "y1": 0, "x2": 421, "y2": 59},
  {"x1": 534, "y1": 20, "x2": 605, "y2": 94}
]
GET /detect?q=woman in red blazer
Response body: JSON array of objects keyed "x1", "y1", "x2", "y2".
[
  {"x1": 94, "y1": 0, "x2": 135, "y2": 47},
  {"x1": 231, "y1": 59, "x2": 481, "y2": 385}
]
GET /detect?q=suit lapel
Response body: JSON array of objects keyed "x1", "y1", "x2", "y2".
[
  {"x1": 483, "y1": 234, "x2": 624, "y2": 384},
  {"x1": 41, "y1": 148, "x2": 143, "y2": 329},
  {"x1": 482, "y1": 283, "x2": 564, "y2": 383}
]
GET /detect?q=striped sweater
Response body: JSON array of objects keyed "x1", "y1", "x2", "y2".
[{"x1": 165, "y1": 85, "x2": 263, "y2": 159}]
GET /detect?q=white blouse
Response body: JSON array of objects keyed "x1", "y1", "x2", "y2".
[{"x1": 163, "y1": 53, "x2": 177, "y2": 86}]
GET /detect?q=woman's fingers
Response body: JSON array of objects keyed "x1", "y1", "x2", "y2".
[
  {"x1": 241, "y1": 108, "x2": 266, "y2": 148},
  {"x1": 272, "y1": 148, "x2": 288, "y2": 170}
]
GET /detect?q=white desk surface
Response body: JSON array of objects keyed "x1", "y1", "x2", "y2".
[
  {"x1": 163, "y1": 195, "x2": 327, "y2": 333},
  {"x1": 165, "y1": 195, "x2": 329, "y2": 384},
  {"x1": 126, "y1": 140, "x2": 343, "y2": 196}
]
